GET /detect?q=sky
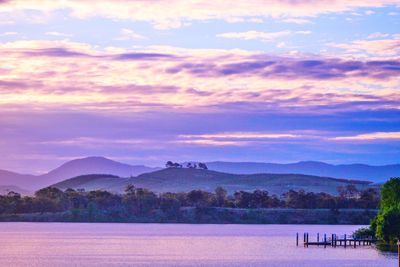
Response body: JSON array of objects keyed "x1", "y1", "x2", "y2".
[{"x1": 0, "y1": 0, "x2": 399, "y2": 174}]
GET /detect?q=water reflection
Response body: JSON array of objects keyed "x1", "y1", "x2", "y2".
[{"x1": 0, "y1": 223, "x2": 396, "y2": 267}]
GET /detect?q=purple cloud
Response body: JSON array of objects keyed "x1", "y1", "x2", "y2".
[
  {"x1": 114, "y1": 52, "x2": 176, "y2": 60},
  {"x1": 23, "y1": 48, "x2": 90, "y2": 58},
  {"x1": 169, "y1": 57, "x2": 400, "y2": 80}
]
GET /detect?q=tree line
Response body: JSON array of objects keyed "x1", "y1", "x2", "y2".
[{"x1": 0, "y1": 184, "x2": 379, "y2": 221}]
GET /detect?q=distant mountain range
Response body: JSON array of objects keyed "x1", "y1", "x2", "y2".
[
  {"x1": 0, "y1": 156, "x2": 398, "y2": 194},
  {"x1": 205, "y1": 161, "x2": 400, "y2": 183},
  {"x1": 0, "y1": 157, "x2": 160, "y2": 193},
  {"x1": 52, "y1": 168, "x2": 374, "y2": 196}
]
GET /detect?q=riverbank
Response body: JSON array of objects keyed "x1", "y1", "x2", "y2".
[{"x1": 0, "y1": 208, "x2": 378, "y2": 224}]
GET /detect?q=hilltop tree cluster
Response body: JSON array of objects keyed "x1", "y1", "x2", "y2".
[{"x1": 165, "y1": 161, "x2": 208, "y2": 170}]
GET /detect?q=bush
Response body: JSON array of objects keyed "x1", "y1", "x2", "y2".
[{"x1": 353, "y1": 227, "x2": 375, "y2": 239}]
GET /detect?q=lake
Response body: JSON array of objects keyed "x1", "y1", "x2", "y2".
[{"x1": 0, "y1": 223, "x2": 396, "y2": 266}]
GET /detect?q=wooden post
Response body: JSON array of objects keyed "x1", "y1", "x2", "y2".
[
  {"x1": 324, "y1": 234, "x2": 327, "y2": 248},
  {"x1": 354, "y1": 238, "x2": 356, "y2": 248},
  {"x1": 397, "y1": 240, "x2": 399, "y2": 267},
  {"x1": 331, "y1": 234, "x2": 334, "y2": 247},
  {"x1": 296, "y1": 232, "x2": 299, "y2": 246},
  {"x1": 306, "y1": 233, "x2": 309, "y2": 247},
  {"x1": 344, "y1": 234, "x2": 347, "y2": 248},
  {"x1": 303, "y1": 233, "x2": 306, "y2": 247},
  {"x1": 317, "y1": 233, "x2": 319, "y2": 244},
  {"x1": 334, "y1": 234, "x2": 337, "y2": 247}
]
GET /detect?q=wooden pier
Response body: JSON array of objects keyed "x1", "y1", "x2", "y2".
[{"x1": 296, "y1": 232, "x2": 377, "y2": 248}]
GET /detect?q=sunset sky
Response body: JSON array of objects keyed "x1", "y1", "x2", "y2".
[{"x1": 0, "y1": 0, "x2": 399, "y2": 174}]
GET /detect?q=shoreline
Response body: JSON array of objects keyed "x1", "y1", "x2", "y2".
[{"x1": 0, "y1": 208, "x2": 378, "y2": 224}]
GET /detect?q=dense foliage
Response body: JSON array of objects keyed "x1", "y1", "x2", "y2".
[
  {"x1": 0, "y1": 185, "x2": 379, "y2": 221},
  {"x1": 379, "y1": 178, "x2": 400, "y2": 211},
  {"x1": 372, "y1": 177, "x2": 400, "y2": 243}
]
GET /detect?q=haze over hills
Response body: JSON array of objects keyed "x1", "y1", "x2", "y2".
[
  {"x1": 39, "y1": 156, "x2": 160, "y2": 187},
  {"x1": 0, "y1": 185, "x2": 31, "y2": 196},
  {"x1": 0, "y1": 170, "x2": 37, "y2": 193},
  {"x1": 0, "y1": 157, "x2": 160, "y2": 192},
  {"x1": 205, "y1": 161, "x2": 400, "y2": 183},
  {"x1": 51, "y1": 167, "x2": 375, "y2": 196}
]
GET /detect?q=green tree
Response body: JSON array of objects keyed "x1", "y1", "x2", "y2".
[
  {"x1": 380, "y1": 177, "x2": 400, "y2": 210},
  {"x1": 375, "y1": 206, "x2": 400, "y2": 243},
  {"x1": 373, "y1": 177, "x2": 400, "y2": 243}
]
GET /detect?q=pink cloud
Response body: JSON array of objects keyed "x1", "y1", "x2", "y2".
[
  {"x1": 332, "y1": 132, "x2": 400, "y2": 141},
  {"x1": 0, "y1": 40, "x2": 399, "y2": 115},
  {"x1": 329, "y1": 38, "x2": 400, "y2": 58},
  {"x1": 0, "y1": 0, "x2": 398, "y2": 29}
]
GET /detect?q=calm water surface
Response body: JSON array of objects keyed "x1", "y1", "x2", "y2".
[{"x1": 0, "y1": 223, "x2": 396, "y2": 267}]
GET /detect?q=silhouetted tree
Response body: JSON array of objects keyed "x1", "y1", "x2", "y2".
[
  {"x1": 215, "y1": 187, "x2": 227, "y2": 207},
  {"x1": 198, "y1": 163, "x2": 208, "y2": 170}
]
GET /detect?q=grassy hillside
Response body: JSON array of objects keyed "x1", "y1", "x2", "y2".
[
  {"x1": 51, "y1": 168, "x2": 375, "y2": 195},
  {"x1": 128, "y1": 168, "x2": 374, "y2": 195},
  {"x1": 52, "y1": 174, "x2": 127, "y2": 192}
]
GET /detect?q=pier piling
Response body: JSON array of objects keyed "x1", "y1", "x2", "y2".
[{"x1": 300, "y1": 232, "x2": 376, "y2": 249}]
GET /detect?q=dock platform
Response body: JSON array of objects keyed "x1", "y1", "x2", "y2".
[{"x1": 296, "y1": 232, "x2": 377, "y2": 248}]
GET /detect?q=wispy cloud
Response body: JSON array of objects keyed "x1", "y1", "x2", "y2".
[
  {"x1": 0, "y1": 31, "x2": 18, "y2": 36},
  {"x1": 333, "y1": 132, "x2": 400, "y2": 141},
  {"x1": 217, "y1": 30, "x2": 291, "y2": 41},
  {"x1": 367, "y1": 32, "x2": 390, "y2": 39},
  {"x1": 45, "y1": 31, "x2": 72, "y2": 37},
  {"x1": 180, "y1": 132, "x2": 301, "y2": 139},
  {"x1": 177, "y1": 131, "x2": 321, "y2": 146},
  {"x1": 115, "y1": 28, "x2": 146, "y2": 40},
  {"x1": 282, "y1": 18, "x2": 312, "y2": 24},
  {"x1": 329, "y1": 37, "x2": 400, "y2": 57}
]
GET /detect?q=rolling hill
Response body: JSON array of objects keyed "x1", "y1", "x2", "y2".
[
  {"x1": 39, "y1": 156, "x2": 160, "y2": 187},
  {"x1": 205, "y1": 161, "x2": 400, "y2": 183},
  {"x1": 51, "y1": 167, "x2": 375, "y2": 196},
  {"x1": 52, "y1": 174, "x2": 127, "y2": 192}
]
